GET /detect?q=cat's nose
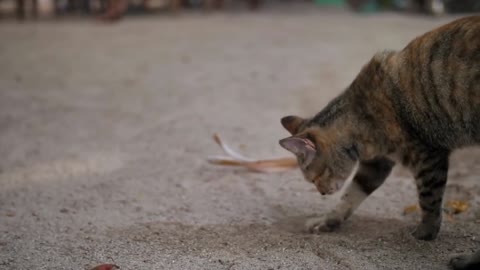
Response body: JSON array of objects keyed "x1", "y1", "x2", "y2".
[
  {"x1": 321, "y1": 190, "x2": 335, "y2": 195},
  {"x1": 315, "y1": 183, "x2": 329, "y2": 195},
  {"x1": 315, "y1": 184, "x2": 326, "y2": 195}
]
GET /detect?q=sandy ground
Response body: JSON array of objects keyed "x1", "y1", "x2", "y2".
[{"x1": 1, "y1": 5, "x2": 480, "y2": 270}]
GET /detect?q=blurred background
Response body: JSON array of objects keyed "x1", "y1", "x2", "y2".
[
  {"x1": 1, "y1": 0, "x2": 480, "y2": 20},
  {"x1": 1, "y1": 1, "x2": 480, "y2": 270}
]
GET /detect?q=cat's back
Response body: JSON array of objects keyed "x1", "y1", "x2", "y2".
[
  {"x1": 402, "y1": 15, "x2": 480, "y2": 66},
  {"x1": 389, "y1": 16, "x2": 480, "y2": 149}
]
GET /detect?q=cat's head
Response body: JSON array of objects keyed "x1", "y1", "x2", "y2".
[{"x1": 279, "y1": 115, "x2": 357, "y2": 195}]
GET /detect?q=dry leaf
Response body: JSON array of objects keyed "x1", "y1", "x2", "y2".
[
  {"x1": 403, "y1": 200, "x2": 469, "y2": 219},
  {"x1": 446, "y1": 200, "x2": 469, "y2": 215},
  {"x1": 207, "y1": 134, "x2": 298, "y2": 173},
  {"x1": 402, "y1": 204, "x2": 419, "y2": 215}
]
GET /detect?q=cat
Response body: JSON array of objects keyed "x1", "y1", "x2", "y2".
[{"x1": 279, "y1": 15, "x2": 480, "y2": 270}]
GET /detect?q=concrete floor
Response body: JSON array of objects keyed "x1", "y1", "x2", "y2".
[{"x1": 1, "y1": 6, "x2": 480, "y2": 270}]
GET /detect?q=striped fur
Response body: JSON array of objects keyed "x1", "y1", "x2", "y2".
[{"x1": 279, "y1": 16, "x2": 480, "y2": 269}]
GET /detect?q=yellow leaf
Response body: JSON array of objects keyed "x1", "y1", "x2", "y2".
[
  {"x1": 403, "y1": 204, "x2": 419, "y2": 215},
  {"x1": 446, "y1": 200, "x2": 469, "y2": 215}
]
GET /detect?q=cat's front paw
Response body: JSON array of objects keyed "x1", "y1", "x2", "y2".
[
  {"x1": 305, "y1": 215, "x2": 342, "y2": 234},
  {"x1": 411, "y1": 223, "x2": 440, "y2": 241}
]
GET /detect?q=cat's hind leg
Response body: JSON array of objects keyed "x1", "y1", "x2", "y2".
[
  {"x1": 410, "y1": 152, "x2": 449, "y2": 240},
  {"x1": 450, "y1": 250, "x2": 480, "y2": 270},
  {"x1": 307, "y1": 157, "x2": 395, "y2": 233}
]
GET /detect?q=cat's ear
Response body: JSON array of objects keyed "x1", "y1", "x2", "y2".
[
  {"x1": 281, "y1": 115, "x2": 305, "y2": 135},
  {"x1": 279, "y1": 137, "x2": 316, "y2": 165}
]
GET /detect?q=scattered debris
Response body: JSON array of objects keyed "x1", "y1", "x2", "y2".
[
  {"x1": 5, "y1": 211, "x2": 15, "y2": 217},
  {"x1": 403, "y1": 200, "x2": 470, "y2": 218},
  {"x1": 445, "y1": 213, "x2": 454, "y2": 222},
  {"x1": 90, "y1": 264, "x2": 119, "y2": 270},
  {"x1": 207, "y1": 134, "x2": 297, "y2": 173},
  {"x1": 402, "y1": 204, "x2": 419, "y2": 215}
]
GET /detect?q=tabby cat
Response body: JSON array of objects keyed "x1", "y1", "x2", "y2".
[{"x1": 279, "y1": 16, "x2": 480, "y2": 270}]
